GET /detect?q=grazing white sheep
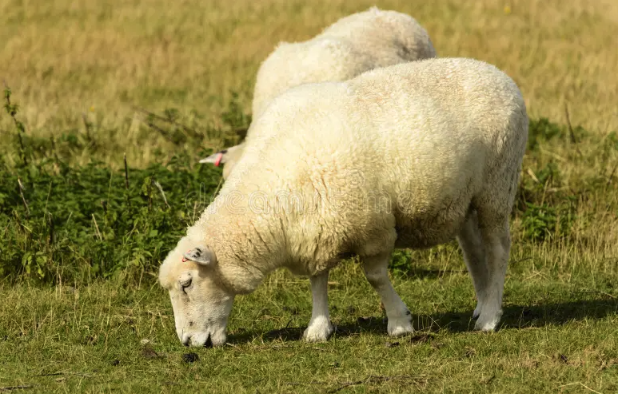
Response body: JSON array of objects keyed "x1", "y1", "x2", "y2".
[
  {"x1": 160, "y1": 57, "x2": 528, "y2": 346},
  {"x1": 200, "y1": 7, "x2": 436, "y2": 177}
]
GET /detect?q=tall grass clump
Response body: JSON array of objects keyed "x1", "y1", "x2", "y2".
[{"x1": 0, "y1": 88, "x2": 229, "y2": 283}]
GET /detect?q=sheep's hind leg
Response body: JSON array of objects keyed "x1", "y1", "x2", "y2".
[
  {"x1": 456, "y1": 210, "x2": 489, "y2": 319},
  {"x1": 303, "y1": 271, "x2": 335, "y2": 342},
  {"x1": 362, "y1": 253, "x2": 413, "y2": 337},
  {"x1": 474, "y1": 214, "x2": 511, "y2": 332}
]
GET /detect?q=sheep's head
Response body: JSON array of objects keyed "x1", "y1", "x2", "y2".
[{"x1": 159, "y1": 239, "x2": 234, "y2": 347}]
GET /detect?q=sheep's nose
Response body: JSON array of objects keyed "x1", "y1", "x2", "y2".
[{"x1": 181, "y1": 334, "x2": 191, "y2": 347}]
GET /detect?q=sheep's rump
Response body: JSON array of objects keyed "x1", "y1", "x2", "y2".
[{"x1": 234, "y1": 58, "x2": 528, "y2": 255}]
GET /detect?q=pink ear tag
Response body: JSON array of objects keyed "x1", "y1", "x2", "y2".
[
  {"x1": 181, "y1": 249, "x2": 191, "y2": 262},
  {"x1": 214, "y1": 152, "x2": 223, "y2": 167}
]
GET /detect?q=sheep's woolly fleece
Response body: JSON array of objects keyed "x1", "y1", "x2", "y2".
[
  {"x1": 252, "y1": 6, "x2": 436, "y2": 118},
  {"x1": 200, "y1": 7, "x2": 436, "y2": 178},
  {"x1": 161, "y1": 57, "x2": 528, "y2": 345}
]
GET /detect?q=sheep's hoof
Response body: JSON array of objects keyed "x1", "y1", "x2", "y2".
[
  {"x1": 387, "y1": 317, "x2": 414, "y2": 337},
  {"x1": 474, "y1": 310, "x2": 502, "y2": 332},
  {"x1": 303, "y1": 317, "x2": 334, "y2": 342}
]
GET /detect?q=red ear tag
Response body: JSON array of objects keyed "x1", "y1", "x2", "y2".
[{"x1": 214, "y1": 152, "x2": 223, "y2": 167}]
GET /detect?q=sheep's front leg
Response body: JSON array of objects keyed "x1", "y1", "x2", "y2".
[
  {"x1": 362, "y1": 253, "x2": 413, "y2": 337},
  {"x1": 303, "y1": 271, "x2": 334, "y2": 342}
]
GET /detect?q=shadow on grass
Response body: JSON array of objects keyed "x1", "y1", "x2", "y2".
[
  {"x1": 227, "y1": 297, "x2": 618, "y2": 344},
  {"x1": 431, "y1": 297, "x2": 618, "y2": 333}
]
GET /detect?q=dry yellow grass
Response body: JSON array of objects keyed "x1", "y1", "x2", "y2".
[{"x1": 1, "y1": 0, "x2": 617, "y2": 166}]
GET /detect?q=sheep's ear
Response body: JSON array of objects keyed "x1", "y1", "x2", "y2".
[
  {"x1": 199, "y1": 150, "x2": 228, "y2": 166},
  {"x1": 183, "y1": 247, "x2": 216, "y2": 266}
]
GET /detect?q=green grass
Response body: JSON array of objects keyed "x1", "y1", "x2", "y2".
[
  {"x1": 0, "y1": 152, "x2": 221, "y2": 282},
  {"x1": 1, "y1": 264, "x2": 617, "y2": 393}
]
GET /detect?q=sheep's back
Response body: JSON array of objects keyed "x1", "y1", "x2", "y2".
[
  {"x1": 252, "y1": 8, "x2": 436, "y2": 120},
  {"x1": 252, "y1": 38, "x2": 373, "y2": 118},
  {"x1": 321, "y1": 7, "x2": 436, "y2": 65},
  {"x1": 224, "y1": 58, "x2": 527, "y2": 258}
]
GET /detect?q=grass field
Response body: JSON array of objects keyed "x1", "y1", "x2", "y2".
[
  {"x1": 1, "y1": 266, "x2": 617, "y2": 393},
  {"x1": 1, "y1": 0, "x2": 618, "y2": 392},
  {"x1": 2, "y1": 0, "x2": 618, "y2": 167}
]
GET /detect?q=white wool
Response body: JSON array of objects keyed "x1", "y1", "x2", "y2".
[
  {"x1": 252, "y1": 7, "x2": 436, "y2": 118},
  {"x1": 161, "y1": 58, "x2": 528, "y2": 346}
]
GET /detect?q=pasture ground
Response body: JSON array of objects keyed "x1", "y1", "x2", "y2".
[
  {"x1": 1, "y1": 0, "x2": 617, "y2": 393},
  {"x1": 1, "y1": 261, "x2": 617, "y2": 393}
]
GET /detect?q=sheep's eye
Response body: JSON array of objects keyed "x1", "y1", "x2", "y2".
[{"x1": 180, "y1": 278, "x2": 192, "y2": 294}]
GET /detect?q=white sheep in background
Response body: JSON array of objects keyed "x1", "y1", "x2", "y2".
[
  {"x1": 200, "y1": 7, "x2": 436, "y2": 178},
  {"x1": 161, "y1": 57, "x2": 528, "y2": 346}
]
